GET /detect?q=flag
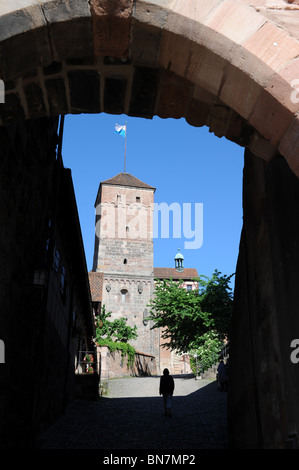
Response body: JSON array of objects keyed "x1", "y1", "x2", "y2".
[{"x1": 114, "y1": 123, "x2": 126, "y2": 137}]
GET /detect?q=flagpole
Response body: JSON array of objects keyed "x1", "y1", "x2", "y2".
[{"x1": 124, "y1": 121, "x2": 127, "y2": 173}]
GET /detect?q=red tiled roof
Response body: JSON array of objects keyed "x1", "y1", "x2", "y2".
[
  {"x1": 88, "y1": 271, "x2": 103, "y2": 302},
  {"x1": 154, "y1": 267, "x2": 199, "y2": 280},
  {"x1": 100, "y1": 172, "x2": 155, "y2": 190}
]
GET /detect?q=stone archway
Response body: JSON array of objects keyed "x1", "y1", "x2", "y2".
[
  {"x1": 0, "y1": 0, "x2": 299, "y2": 171},
  {"x1": 1, "y1": 0, "x2": 299, "y2": 449}
]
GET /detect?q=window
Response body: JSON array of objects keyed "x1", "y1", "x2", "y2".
[
  {"x1": 117, "y1": 195, "x2": 121, "y2": 204},
  {"x1": 186, "y1": 285, "x2": 192, "y2": 291},
  {"x1": 123, "y1": 258, "x2": 127, "y2": 264},
  {"x1": 60, "y1": 265, "x2": 66, "y2": 295},
  {"x1": 121, "y1": 289, "x2": 128, "y2": 303},
  {"x1": 53, "y1": 248, "x2": 60, "y2": 272},
  {"x1": 136, "y1": 196, "x2": 140, "y2": 203}
]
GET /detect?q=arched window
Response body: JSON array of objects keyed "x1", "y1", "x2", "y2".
[{"x1": 121, "y1": 289, "x2": 128, "y2": 303}]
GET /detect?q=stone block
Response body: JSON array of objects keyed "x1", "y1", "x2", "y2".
[
  {"x1": 278, "y1": 116, "x2": 299, "y2": 177},
  {"x1": 264, "y1": 58, "x2": 299, "y2": 116},
  {"x1": 165, "y1": 0, "x2": 227, "y2": 46},
  {"x1": 45, "y1": 77, "x2": 68, "y2": 116},
  {"x1": 220, "y1": 64, "x2": 262, "y2": 120},
  {"x1": 249, "y1": 88, "x2": 294, "y2": 146},
  {"x1": 40, "y1": 0, "x2": 93, "y2": 61},
  {"x1": 90, "y1": 0, "x2": 133, "y2": 57},
  {"x1": 67, "y1": 70, "x2": 101, "y2": 113},
  {"x1": 249, "y1": 131, "x2": 278, "y2": 162},
  {"x1": 0, "y1": 2, "x2": 46, "y2": 42},
  {"x1": 0, "y1": 28, "x2": 51, "y2": 80},
  {"x1": 186, "y1": 86, "x2": 214, "y2": 127},
  {"x1": 163, "y1": 0, "x2": 264, "y2": 68},
  {"x1": 132, "y1": 0, "x2": 169, "y2": 28},
  {"x1": 156, "y1": 72, "x2": 192, "y2": 119},
  {"x1": 185, "y1": 98, "x2": 211, "y2": 128},
  {"x1": 159, "y1": 30, "x2": 226, "y2": 97},
  {"x1": 207, "y1": 103, "x2": 231, "y2": 138},
  {"x1": 24, "y1": 80, "x2": 47, "y2": 118},
  {"x1": 243, "y1": 21, "x2": 299, "y2": 73},
  {"x1": 225, "y1": 112, "x2": 253, "y2": 147},
  {"x1": 129, "y1": 67, "x2": 159, "y2": 118},
  {"x1": 130, "y1": 21, "x2": 162, "y2": 67},
  {"x1": 158, "y1": 32, "x2": 192, "y2": 77},
  {"x1": 204, "y1": 1, "x2": 266, "y2": 46},
  {"x1": 186, "y1": 46, "x2": 226, "y2": 97},
  {"x1": 257, "y1": 9, "x2": 299, "y2": 43}
]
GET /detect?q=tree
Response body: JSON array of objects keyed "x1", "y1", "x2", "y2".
[
  {"x1": 197, "y1": 270, "x2": 234, "y2": 341},
  {"x1": 148, "y1": 270, "x2": 233, "y2": 356},
  {"x1": 95, "y1": 306, "x2": 138, "y2": 367},
  {"x1": 95, "y1": 305, "x2": 138, "y2": 344}
]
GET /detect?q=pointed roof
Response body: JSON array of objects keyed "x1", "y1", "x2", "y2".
[{"x1": 100, "y1": 172, "x2": 155, "y2": 191}]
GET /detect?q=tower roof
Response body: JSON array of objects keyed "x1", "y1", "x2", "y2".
[
  {"x1": 100, "y1": 172, "x2": 155, "y2": 190},
  {"x1": 174, "y1": 248, "x2": 184, "y2": 260}
]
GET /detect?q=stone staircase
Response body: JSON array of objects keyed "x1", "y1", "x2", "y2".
[{"x1": 200, "y1": 365, "x2": 217, "y2": 380}]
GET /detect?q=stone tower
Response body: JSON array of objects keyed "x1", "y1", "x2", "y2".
[{"x1": 92, "y1": 172, "x2": 159, "y2": 357}]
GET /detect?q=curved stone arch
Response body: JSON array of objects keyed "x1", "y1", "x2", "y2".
[{"x1": 0, "y1": 0, "x2": 299, "y2": 173}]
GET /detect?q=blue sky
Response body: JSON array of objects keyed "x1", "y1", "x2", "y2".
[{"x1": 62, "y1": 113, "x2": 244, "y2": 289}]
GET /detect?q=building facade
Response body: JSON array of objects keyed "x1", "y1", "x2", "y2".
[
  {"x1": 90, "y1": 172, "x2": 159, "y2": 358},
  {"x1": 89, "y1": 171, "x2": 199, "y2": 375}
]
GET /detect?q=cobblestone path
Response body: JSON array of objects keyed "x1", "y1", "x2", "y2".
[{"x1": 37, "y1": 375, "x2": 228, "y2": 450}]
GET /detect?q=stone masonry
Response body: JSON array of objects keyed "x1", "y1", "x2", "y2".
[
  {"x1": 0, "y1": 1, "x2": 298, "y2": 173},
  {"x1": 91, "y1": 172, "x2": 159, "y2": 357}
]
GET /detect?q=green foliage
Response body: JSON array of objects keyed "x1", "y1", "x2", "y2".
[
  {"x1": 95, "y1": 305, "x2": 138, "y2": 368},
  {"x1": 148, "y1": 278, "x2": 213, "y2": 353},
  {"x1": 95, "y1": 305, "x2": 138, "y2": 343},
  {"x1": 197, "y1": 270, "x2": 234, "y2": 341},
  {"x1": 148, "y1": 269, "x2": 233, "y2": 358},
  {"x1": 190, "y1": 331, "x2": 223, "y2": 374}
]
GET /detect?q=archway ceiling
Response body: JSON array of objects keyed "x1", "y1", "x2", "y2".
[{"x1": 0, "y1": 0, "x2": 298, "y2": 175}]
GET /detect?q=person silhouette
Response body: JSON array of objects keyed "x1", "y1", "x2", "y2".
[{"x1": 159, "y1": 368, "x2": 175, "y2": 417}]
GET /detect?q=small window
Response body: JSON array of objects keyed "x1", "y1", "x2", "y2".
[
  {"x1": 117, "y1": 195, "x2": 121, "y2": 203},
  {"x1": 60, "y1": 265, "x2": 66, "y2": 295},
  {"x1": 136, "y1": 196, "x2": 140, "y2": 203},
  {"x1": 186, "y1": 285, "x2": 192, "y2": 291},
  {"x1": 121, "y1": 289, "x2": 128, "y2": 303},
  {"x1": 53, "y1": 248, "x2": 60, "y2": 272},
  {"x1": 123, "y1": 258, "x2": 127, "y2": 264}
]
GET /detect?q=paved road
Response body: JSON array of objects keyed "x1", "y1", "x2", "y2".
[{"x1": 37, "y1": 375, "x2": 228, "y2": 450}]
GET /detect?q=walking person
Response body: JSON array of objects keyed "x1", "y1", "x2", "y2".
[
  {"x1": 217, "y1": 359, "x2": 228, "y2": 391},
  {"x1": 159, "y1": 368, "x2": 175, "y2": 417}
]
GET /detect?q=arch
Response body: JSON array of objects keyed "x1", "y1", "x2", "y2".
[{"x1": 0, "y1": 1, "x2": 298, "y2": 174}]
